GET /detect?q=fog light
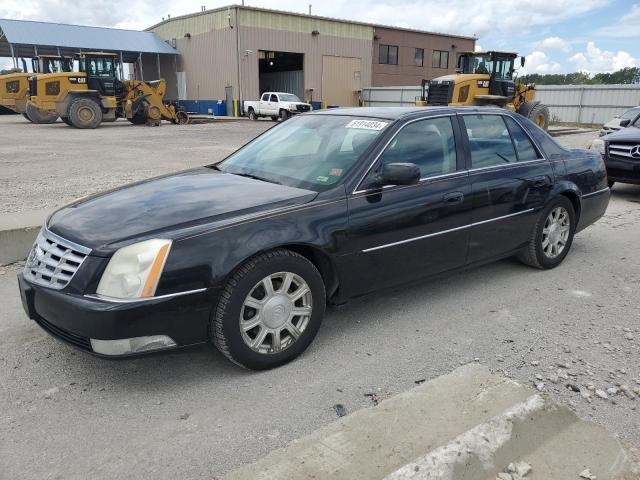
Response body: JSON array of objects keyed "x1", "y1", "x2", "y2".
[{"x1": 90, "y1": 335, "x2": 176, "y2": 356}]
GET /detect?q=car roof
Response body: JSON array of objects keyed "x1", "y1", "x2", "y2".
[{"x1": 310, "y1": 106, "x2": 510, "y2": 120}]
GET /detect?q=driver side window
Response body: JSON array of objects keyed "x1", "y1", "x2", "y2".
[{"x1": 376, "y1": 117, "x2": 458, "y2": 179}]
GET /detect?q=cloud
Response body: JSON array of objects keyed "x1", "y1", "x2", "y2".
[
  {"x1": 569, "y1": 41, "x2": 637, "y2": 73},
  {"x1": 598, "y1": 3, "x2": 640, "y2": 37},
  {"x1": 519, "y1": 51, "x2": 562, "y2": 76},
  {"x1": 535, "y1": 37, "x2": 571, "y2": 53}
]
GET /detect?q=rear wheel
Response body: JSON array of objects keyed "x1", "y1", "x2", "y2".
[
  {"x1": 518, "y1": 101, "x2": 550, "y2": 130},
  {"x1": 25, "y1": 103, "x2": 58, "y2": 124},
  {"x1": 518, "y1": 196, "x2": 575, "y2": 269},
  {"x1": 248, "y1": 108, "x2": 257, "y2": 120},
  {"x1": 68, "y1": 98, "x2": 102, "y2": 129},
  {"x1": 211, "y1": 249, "x2": 326, "y2": 370}
]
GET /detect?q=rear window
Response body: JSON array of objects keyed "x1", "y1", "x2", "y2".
[{"x1": 518, "y1": 115, "x2": 567, "y2": 157}]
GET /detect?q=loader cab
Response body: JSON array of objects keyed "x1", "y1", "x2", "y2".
[
  {"x1": 457, "y1": 51, "x2": 518, "y2": 101},
  {"x1": 78, "y1": 53, "x2": 121, "y2": 97},
  {"x1": 30, "y1": 56, "x2": 74, "y2": 74}
]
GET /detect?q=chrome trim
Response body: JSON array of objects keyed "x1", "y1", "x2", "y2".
[
  {"x1": 581, "y1": 187, "x2": 610, "y2": 199},
  {"x1": 84, "y1": 288, "x2": 207, "y2": 304},
  {"x1": 351, "y1": 113, "x2": 458, "y2": 195},
  {"x1": 467, "y1": 158, "x2": 547, "y2": 176},
  {"x1": 352, "y1": 170, "x2": 468, "y2": 196},
  {"x1": 362, "y1": 208, "x2": 535, "y2": 253},
  {"x1": 43, "y1": 226, "x2": 92, "y2": 255}
]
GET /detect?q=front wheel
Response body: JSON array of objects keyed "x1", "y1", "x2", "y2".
[
  {"x1": 211, "y1": 249, "x2": 326, "y2": 370},
  {"x1": 518, "y1": 196, "x2": 575, "y2": 269},
  {"x1": 279, "y1": 109, "x2": 291, "y2": 121}
]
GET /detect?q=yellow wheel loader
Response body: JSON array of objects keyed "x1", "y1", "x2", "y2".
[
  {"x1": 28, "y1": 53, "x2": 189, "y2": 129},
  {"x1": 0, "y1": 55, "x2": 73, "y2": 123},
  {"x1": 420, "y1": 51, "x2": 550, "y2": 130}
]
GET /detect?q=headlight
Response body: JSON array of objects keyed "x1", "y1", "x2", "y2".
[
  {"x1": 288, "y1": 103, "x2": 297, "y2": 110},
  {"x1": 96, "y1": 239, "x2": 172, "y2": 299},
  {"x1": 589, "y1": 138, "x2": 605, "y2": 155}
]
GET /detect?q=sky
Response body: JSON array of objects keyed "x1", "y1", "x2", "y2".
[{"x1": 1, "y1": 0, "x2": 638, "y2": 75}]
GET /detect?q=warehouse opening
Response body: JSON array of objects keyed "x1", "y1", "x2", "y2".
[{"x1": 258, "y1": 50, "x2": 304, "y2": 101}]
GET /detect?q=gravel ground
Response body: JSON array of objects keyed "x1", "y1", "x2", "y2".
[
  {"x1": 0, "y1": 115, "x2": 272, "y2": 214},
  {"x1": 0, "y1": 118, "x2": 639, "y2": 479}
]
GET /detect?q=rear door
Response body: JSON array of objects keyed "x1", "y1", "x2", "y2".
[
  {"x1": 269, "y1": 94, "x2": 279, "y2": 116},
  {"x1": 346, "y1": 114, "x2": 472, "y2": 295},
  {"x1": 461, "y1": 113, "x2": 554, "y2": 263},
  {"x1": 258, "y1": 93, "x2": 270, "y2": 114}
]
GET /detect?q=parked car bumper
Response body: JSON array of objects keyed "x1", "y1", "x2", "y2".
[
  {"x1": 18, "y1": 272, "x2": 215, "y2": 358},
  {"x1": 605, "y1": 156, "x2": 640, "y2": 185}
]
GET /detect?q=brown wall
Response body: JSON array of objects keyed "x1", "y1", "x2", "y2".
[{"x1": 372, "y1": 27, "x2": 475, "y2": 86}]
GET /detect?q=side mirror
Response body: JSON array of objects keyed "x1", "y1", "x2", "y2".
[
  {"x1": 620, "y1": 119, "x2": 631, "y2": 127},
  {"x1": 520, "y1": 56, "x2": 526, "y2": 67},
  {"x1": 375, "y1": 163, "x2": 420, "y2": 187}
]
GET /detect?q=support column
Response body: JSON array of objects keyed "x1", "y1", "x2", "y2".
[
  {"x1": 138, "y1": 53, "x2": 144, "y2": 81},
  {"x1": 156, "y1": 54, "x2": 161, "y2": 80},
  {"x1": 119, "y1": 51, "x2": 124, "y2": 79},
  {"x1": 9, "y1": 42, "x2": 17, "y2": 69}
]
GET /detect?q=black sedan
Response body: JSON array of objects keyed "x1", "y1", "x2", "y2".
[
  {"x1": 18, "y1": 107, "x2": 610, "y2": 369},
  {"x1": 591, "y1": 115, "x2": 640, "y2": 187}
]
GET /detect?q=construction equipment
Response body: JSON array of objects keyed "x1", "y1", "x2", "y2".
[
  {"x1": 0, "y1": 55, "x2": 73, "y2": 123},
  {"x1": 28, "y1": 52, "x2": 189, "y2": 129},
  {"x1": 419, "y1": 51, "x2": 550, "y2": 130}
]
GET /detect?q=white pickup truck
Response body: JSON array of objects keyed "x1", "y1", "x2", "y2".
[{"x1": 243, "y1": 92, "x2": 312, "y2": 121}]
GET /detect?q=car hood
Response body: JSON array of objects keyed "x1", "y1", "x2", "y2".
[
  {"x1": 602, "y1": 126, "x2": 640, "y2": 142},
  {"x1": 47, "y1": 167, "x2": 317, "y2": 253}
]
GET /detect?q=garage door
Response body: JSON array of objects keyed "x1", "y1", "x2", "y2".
[{"x1": 322, "y1": 56, "x2": 362, "y2": 107}]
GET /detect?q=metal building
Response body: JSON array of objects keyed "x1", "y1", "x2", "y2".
[
  {"x1": 148, "y1": 5, "x2": 475, "y2": 114},
  {"x1": 0, "y1": 18, "x2": 178, "y2": 81}
]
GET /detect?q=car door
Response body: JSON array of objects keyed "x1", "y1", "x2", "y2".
[
  {"x1": 269, "y1": 93, "x2": 279, "y2": 116},
  {"x1": 461, "y1": 113, "x2": 554, "y2": 264},
  {"x1": 346, "y1": 115, "x2": 472, "y2": 296},
  {"x1": 259, "y1": 93, "x2": 270, "y2": 114}
]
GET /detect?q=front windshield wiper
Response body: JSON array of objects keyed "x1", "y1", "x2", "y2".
[{"x1": 232, "y1": 172, "x2": 282, "y2": 185}]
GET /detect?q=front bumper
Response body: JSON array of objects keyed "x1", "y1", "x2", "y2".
[
  {"x1": 18, "y1": 273, "x2": 216, "y2": 357},
  {"x1": 606, "y1": 157, "x2": 640, "y2": 185}
]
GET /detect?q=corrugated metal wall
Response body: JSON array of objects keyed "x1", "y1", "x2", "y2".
[
  {"x1": 535, "y1": 85, "x2": 640, "y2": 125},
  {"x1": 151, "y1": 9, "x2": 231, "y2": 39},
  {"x1": 362, "y1": 86, "x2": 423, "y2": 106},
  {"x1": 259, "y1": 70, "x2": 304, "y2": 99}
]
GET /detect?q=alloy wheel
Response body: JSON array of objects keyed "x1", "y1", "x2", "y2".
[
  {"x1": 239, "y1": 272, "x2": 313, "y2": 354},
  {"x1": 542, "y1": 207, "x2": 570, "y2": 259}
]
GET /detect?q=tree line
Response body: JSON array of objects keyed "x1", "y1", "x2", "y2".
[{"x1": 518, "y1": 67, "x2": 640, "y2": 85}]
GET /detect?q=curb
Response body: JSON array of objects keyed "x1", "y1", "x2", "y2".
[{"x1": 0, "y1": 210, "x2": 48, "y2": 265}]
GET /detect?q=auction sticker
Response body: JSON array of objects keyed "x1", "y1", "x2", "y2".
[{"x1": 346, "y1": 119, "x2": 388, "y2": 130}]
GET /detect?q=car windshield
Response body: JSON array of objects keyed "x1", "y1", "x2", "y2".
[
  {"x1": 279, "y1": 94, "x2": 301, "y2": 102},
  {"x1": 621, "y1": 108, "x2": 640, "y2": 120},
  {"x1": 217, "y1": 115, "x2": 390, "y2": 191}
]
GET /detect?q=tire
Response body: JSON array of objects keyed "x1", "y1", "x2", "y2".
[
  {"x1": 270, "y1": 116, "x2": 279, "y2": 122},
  {"x1": 22, "y1": 112, "x2": 33, "y2": 123},
  {"x1": 68, "y1": 97, "x2": 102, "y2": 129},
  {"x1": 61, "y1": 117, "x2": 73, "y2": 126},
  {"x1": 248, "y1": 108, "x2": 257, "y2": 120},
  {"x1": 518, "y1": 196, "x2": 575, "y2": 269},
  {"x1": 608, "y1": 181, "x2": 615, "y2": 189},
  {"x1": 279, "y1": 109, "x2": 291, "y2": 121},
  {"x1": 211, "y1": 249, "x2": 326, "y2": 370},
  {"x1": 518, "y1": 101, "x2": 550, "y2": 131},
  {"x1": 25, "y1": 103, "x2": 58, "y2": 124}
]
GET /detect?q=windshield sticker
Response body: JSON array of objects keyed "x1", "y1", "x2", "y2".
[
  {"x1": 329, "y1": 168, "x2": 343, "y2": 177},
  {"x1": 316, "y1": 175, "x2": 330, "y2": 183},
  {"x1": 345, "y1": 119, "x2": 388, "y2": 130}
]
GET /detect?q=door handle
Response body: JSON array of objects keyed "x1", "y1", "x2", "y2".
[
  {"x1": 443, "y1": 191, "x2": 464, "y2": 205},
  {"x1": 530, "y1": 175, "x2": 550, "y2": 188}
]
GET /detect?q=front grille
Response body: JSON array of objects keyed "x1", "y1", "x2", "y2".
[
  {"x1": 609, "y1": 142, "x2": 640, "y2": 160},
  {"x1": 23, "y1": 229, "x2": 91, "y2": 290},
  {"x1": 35, "y1": 315, "x2": 92, "y2": 351},
  {"x1": 427, "y1": 81, "x2": 453, "y2": 106},
  {"x1": 29, "y1": 77, "x2": 37, "y2": 96},
  {"x1": 296, "y1": 104, "x2": 311, "y2": 112}
]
